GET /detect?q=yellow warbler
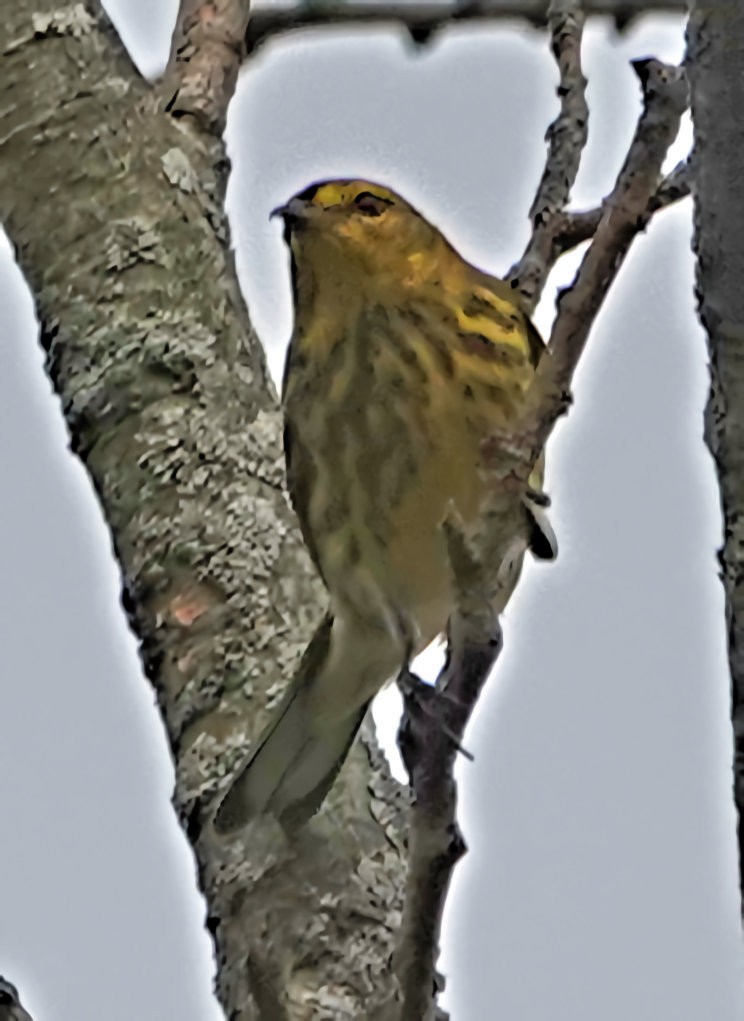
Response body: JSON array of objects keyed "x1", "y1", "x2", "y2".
[{"x1": 214, "y1": 180, "x2": 555, "y2": 831}]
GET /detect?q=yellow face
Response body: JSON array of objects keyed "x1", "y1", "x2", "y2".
[{"x1": 275, "y1": 179, "x2": 440, "y2": 279}]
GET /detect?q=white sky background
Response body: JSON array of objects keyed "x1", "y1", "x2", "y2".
[{"x1": 1, "y1": 4, "x2": 743, "y2": 1019}]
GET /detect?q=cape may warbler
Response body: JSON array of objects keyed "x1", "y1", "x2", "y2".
[{"x1": 214, "y1": 180, "x2": 556, "y2": 831}]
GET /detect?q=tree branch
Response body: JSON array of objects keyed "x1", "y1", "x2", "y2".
[
  {"x1": 393, "y1": 54, "x2": 688, "y2": 1020},
  {"x1": 162, "y1": 0, "x2": 250, "y2": 133},
  {"x1": 508, "y1": 0, "x2": 589, "y2": 313},
  {"x1": 395, "y1": 541, "x2": 504, "y2": 1021},
  {"x1": 687, "y1": 0, "x2": 744, "y2": 919},
  {"x1": 245, "y1": 0, "x2": 685, "y2": 55},
  {"x1": 529, "y1": 59, "x2": 688, "y2": 447},
  {"x1": 551, "y1": 157, "x2": 691, "y2": 256},
  {"x1": 392, "y1": 4, "x2": 586, "y2": 1014}
]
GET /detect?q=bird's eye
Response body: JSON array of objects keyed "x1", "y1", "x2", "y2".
[{"x1": 353, "y1": 192, "x2": 392, "y2": 217}]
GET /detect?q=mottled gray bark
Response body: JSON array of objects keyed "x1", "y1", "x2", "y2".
[
  {"x1": 0, "y1": 4, "x2": 407, "y2": 1018},
  {"x1": 687, "y1": 2, "x2": 744, "y2": 918}
]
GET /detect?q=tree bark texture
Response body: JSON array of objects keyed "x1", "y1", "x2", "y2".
[
  {"x1": 0, "y1": 4, "x2": 407, "y2": 1018},
  {"x1": 687, "y1": 1, "x2": 744, "y2": 916}
]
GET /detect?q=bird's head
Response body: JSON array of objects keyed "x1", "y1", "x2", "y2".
[{"x1": 272, "y1": 179, "x2": 444, "y2": 289}]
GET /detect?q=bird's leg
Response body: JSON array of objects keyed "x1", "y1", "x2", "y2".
[
  {"x1": 391, "y1": 609, "x2": 474, "y2": 780},
  {"x1": 525, "y1": 485, "x2": 551, "y2": 507},
  {"x1": 396, "y1": 666, "x2": 474, "y2": 766}
]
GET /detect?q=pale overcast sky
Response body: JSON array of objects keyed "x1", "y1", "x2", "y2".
[{"x1": 2, "y1": 4, "x2": 743, "y2": 1019}]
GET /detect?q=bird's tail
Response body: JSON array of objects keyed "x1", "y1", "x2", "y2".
[{"x1": 213, "y1": 615, "x2": 387, "y2": 832}]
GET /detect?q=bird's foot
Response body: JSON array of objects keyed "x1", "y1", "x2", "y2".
[{"x1": 396, "y1": 668, "x2": 474, "y2": 763}]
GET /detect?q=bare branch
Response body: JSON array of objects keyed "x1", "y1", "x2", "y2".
[
  {"x1": 487, "y1": 61, "x2": 689, "y2": 483},
  {"x1": 393, "y1": 56, "x2": 687, "y2": 1021},
  {"x1": 687, "y1": 0, "x2": 744, "y2": 919},
  {"x1": 245, "y1": 0, "x2": 686, "y2": 54},
  {"x1": 395, "y1": 524, "x2": 506, "y2": 1021},
  {"x1": 528, "y1": 59, "x2": 689, "y2": 444},
  {"x1": 162, "y1": 0, "x2": 250, "y2": 133},
  {"x1": 394, "y1": 489, "x2": 542, "y2": 1020},
  {"x1": 552, "y1": 157, "x2": 691, "y2": 255},
  {"x1": 392, "y1": 8, "x2": 585, "y2": 1012},
  {"x1": 508, "y1": 0, "x2": 589, "y2": 313}
]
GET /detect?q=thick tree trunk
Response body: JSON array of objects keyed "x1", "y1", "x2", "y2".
[
  {"x1": 0, "y1": 4, "x2": 407, "y2": 1018},
  {"x1": 687, "y1": 2, "x2": 744, "y2": 917}
]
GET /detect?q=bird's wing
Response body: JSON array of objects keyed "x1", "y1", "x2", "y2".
[
  {"x1": 475, "y1": 271, "x2": 546, "y2": 367},
  {"x1": 281, "y1": 340, "x2": 327, "y2": 583},
  {"x1": 283, "y1": 417, "x2": 327, "y2": 582},
  {"x1": 468, "y1": 273, "x2": 557, "y2": 560}
]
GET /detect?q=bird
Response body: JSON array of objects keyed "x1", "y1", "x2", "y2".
[
  {"x1": 213, "y1": 179, "x2": 556, "y2": 832},
  {"x1": 0, "y1": 977, "x2": 33, "y2": 1021}
]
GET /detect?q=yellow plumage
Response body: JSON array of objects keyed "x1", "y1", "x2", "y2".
[{"x1": 214, "y1": 180, "x2": 555, "y2": 831}]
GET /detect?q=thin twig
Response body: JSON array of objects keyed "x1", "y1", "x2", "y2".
[
  {"x1": 245, "y1": 0, "x2": 686, "y2": 55},
  {"x1": 507, "y1": 0, "x2": 589, "y2": 313}
]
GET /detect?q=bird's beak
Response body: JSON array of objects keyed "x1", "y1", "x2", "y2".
[{"x1": 270, "y1": 196, "x2": 311, "y2": 227}]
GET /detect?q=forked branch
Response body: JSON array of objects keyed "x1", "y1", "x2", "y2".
[
  {"x1": 531, "y1": 58, "x2": 689, "y2": 447},
  {"x1": 551, "y1": 158, "x2": 691, "y2": 257},
  {"x1": 395, "y1": 44, "x2": 689, "y2": 1021},
  {"x1": 394, "y1": 3, "x2": 588, "y2": 1016}
]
